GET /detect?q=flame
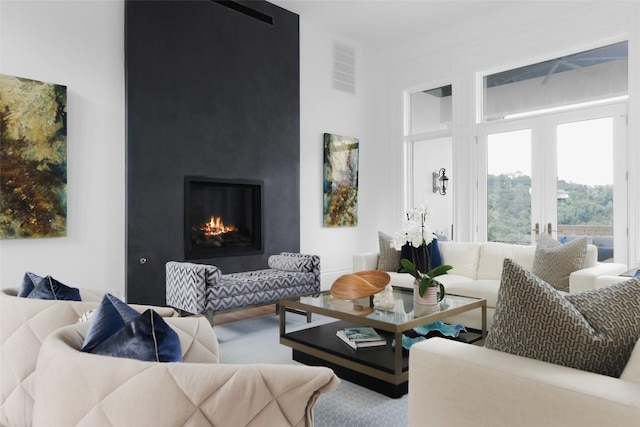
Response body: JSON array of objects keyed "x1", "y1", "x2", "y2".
[{"x1": 200, "y1": 216, "x2": 236, "y2": 237}]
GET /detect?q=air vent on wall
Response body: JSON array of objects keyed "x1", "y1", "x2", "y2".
[{"x1": 333, "y1": 41, "x2": 355, "y2": 94}]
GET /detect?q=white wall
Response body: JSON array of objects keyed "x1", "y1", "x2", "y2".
[
  {"x1": 298, "y1": 20, "x2": 384, "y2": 289},
  {"x1": 0, "y1": 0, "x2": 125, "y2": 294}
]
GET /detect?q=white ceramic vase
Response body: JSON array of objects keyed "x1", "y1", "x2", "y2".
[{"x1": 414, "y1": 280, "x2": 438, "y2": 306}]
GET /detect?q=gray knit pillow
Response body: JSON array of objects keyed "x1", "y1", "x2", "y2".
[
  {"x1": 532, "y1": 234, "x2": 587, "y2": 292},
  {"x1": 377, "y1": 231, "x2": 401, "y2": 272},
  {"x1": 486, "y1": 259, "x2": 640, "y2": 377},
  {"x1": 268, "y1": 255, "x2": 312, "y2": 272}
]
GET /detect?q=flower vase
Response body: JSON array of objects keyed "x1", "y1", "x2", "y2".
[{"x1": 414, "y1": 280, "x2": 438, "y2": 306}]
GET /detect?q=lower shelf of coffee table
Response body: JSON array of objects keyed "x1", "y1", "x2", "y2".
[{"x1": 281, "y1": 319, "x2": 482, "y2": 398}]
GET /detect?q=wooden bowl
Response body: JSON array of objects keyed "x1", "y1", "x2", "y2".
[{"x1": 330, "y1": 270, "x2": 391, "y2": 300}]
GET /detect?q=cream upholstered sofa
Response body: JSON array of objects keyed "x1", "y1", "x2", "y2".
[
  {"x1": 32, "y1": 317, "x2": 339, "y2": 427},
  {"x1": 408, "y1": 337, "x2": 640, "y2": 427},
  {"x1": 353, "y1": 241, "x2": 628, "y2": 330},
  {"x1": 0, "y1": 288, "x2": 178, "y2": 427}
]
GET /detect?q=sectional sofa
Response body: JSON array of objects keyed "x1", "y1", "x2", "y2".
[{"x1": 353, "y1": 240, "x2": 628, "y2": 330}]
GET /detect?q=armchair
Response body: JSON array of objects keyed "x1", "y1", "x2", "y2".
[
  {"x1": 32, "y1": 317, "x2": 339, "y2": 426},
  {"x1": 0, "y1": 288, "x2": 177, "y2": 427}
]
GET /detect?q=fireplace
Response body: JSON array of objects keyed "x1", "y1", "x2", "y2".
[{"x1": 184, "y1": 176, "x2": 263, "y2": 259}]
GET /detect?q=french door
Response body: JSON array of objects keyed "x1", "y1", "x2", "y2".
[{"x1": 477, "y1": 102, "x2": 627, "y2": 262}]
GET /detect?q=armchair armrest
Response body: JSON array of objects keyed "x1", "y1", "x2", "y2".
[
  {"x1": 569, "y1": 262, "x2": 628, "y2": 293},
  {"x1": 353, "y1": 252, "x2": 379, "y2": 272},
  {"x1": 165, "y1": 261, "x2": 221, "y2": 314},
  {"x1": 408, "y1": 338, "x2": 640, "y2": 427}
]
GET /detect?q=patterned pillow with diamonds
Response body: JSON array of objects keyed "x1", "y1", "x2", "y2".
[
  {"x1": 532, "y1": 234, "x2": 587, "y2": 292},
  {"x1": 268, "y1": 255, "x2": 312, "y2": 272},
  {"x1": 486, "y1": 258, "x2": 640, "y2": 377}
]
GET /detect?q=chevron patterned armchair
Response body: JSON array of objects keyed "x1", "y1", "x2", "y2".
[{"x1": 166, "y1": 252, "x2": 320, "y2": 323}]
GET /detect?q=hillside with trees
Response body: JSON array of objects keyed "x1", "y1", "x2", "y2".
[{"x1": 487, "y1": 174, "x2": 613, "y2": 244}]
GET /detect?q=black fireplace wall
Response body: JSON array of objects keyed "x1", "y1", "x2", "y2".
[{"x1": 125, "y1": 0, "x2": 300, "y2": 306}]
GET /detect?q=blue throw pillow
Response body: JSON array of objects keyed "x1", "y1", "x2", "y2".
[
  {"x1": 26, "y1": 276, "x2": 81, "y2": 301},
  {"x1": 634, "y1": 269, "x2": 640, "y2": 279},
  {"x1": 18, "y1": 271, "x2": 43, "y2": 297},
  {"x1": 398, "y1": 239, "x2": 442, "y2": 273},
  {"x1": 88, "y1": 309, "x2": 182, "y2": 362},
  {"x1": 81, "y1": 293, "x2": 141, "y2": 352}
]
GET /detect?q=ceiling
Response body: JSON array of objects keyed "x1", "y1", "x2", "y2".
[{"x1": 269, "y1": 1, "x2": 599, "y2": 50}]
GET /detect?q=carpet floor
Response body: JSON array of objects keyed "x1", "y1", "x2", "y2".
[{"x1": 214, "y1": 313, "x2": 408, "y2": 427}]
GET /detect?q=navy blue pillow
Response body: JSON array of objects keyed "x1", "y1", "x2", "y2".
[
  {"x1": 81, "y1": 293, "x2": 141, "y2": 352},
  {"x1": 18, "y1": 271, "x2": 43, "y2": 297},
  {"x1": 26, "y1": 276, "x2": 81, "y2": 301},
  {"x1": 88, "y1": 309, "x2": 182, "y2": 362},
  {"x1": 398, "y1": 239, "x2": 442, "y2": 273}
]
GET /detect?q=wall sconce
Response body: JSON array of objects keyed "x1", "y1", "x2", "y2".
[{"x1": 432, "y1": 168, "x2": 449, "y2": 195}]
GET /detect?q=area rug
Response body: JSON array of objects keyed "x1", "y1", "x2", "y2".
[{"x1": 214, "y1": 313, "x2": 408, "y2": 427}]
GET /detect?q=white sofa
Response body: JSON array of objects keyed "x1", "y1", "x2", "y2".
[
  {"x1": 353, "y1": 241, "x2": 628, "y2": 330},
  {"x1": 408, "y1": 338, "x2": 640, "y2": 427}
]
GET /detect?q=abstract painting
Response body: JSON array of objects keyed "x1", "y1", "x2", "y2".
[
  {"x1": 323, "y1": 133, "x2": 359, "y2": 227},
  {"x1": 0, "y1": 74, "x2": 67, "y2": 238}
]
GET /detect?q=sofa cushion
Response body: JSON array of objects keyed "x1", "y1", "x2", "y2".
[
  {"x1": 81, "y1": 293, "x2": 141, "y2": 352},
  {"x1": 620, "y1": 339, "x2": 640, "y2": 384},
  {"x1": 26, "y1": 275, "x2": 81, "y2": 301},
  {"x1": 477, "y1": 242, "x2": 535, "y2": 280},
  {"x1": 439, "y1": 242, "x2": 482, "y2": 279},
  {"x1": 486, "y1": 259, "x2": 640, "y2": 377},
  {"x1": 18, "y1": 271, "x2": 43, "y2": 297},
  {"x1": 376, "y1": 231, "x2": 401, "y2": 271},
  {"x1": 87, "y1": 309, "x2": 182, "y2": 362},
  {"x1": 445, "y1": 279, "x2": 501, "y2": 308},
  {"x1": 532, "y1": 235, "x2": 587, "y2": 292}
]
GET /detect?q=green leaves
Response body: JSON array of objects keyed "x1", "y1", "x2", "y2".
[{"x1": 400, "y1": 258, "x2": 452, "y2": 298}]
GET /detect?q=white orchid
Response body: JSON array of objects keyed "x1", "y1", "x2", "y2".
[{"x1": 390, "y1": 206, "x2": 436, "y2": 250}]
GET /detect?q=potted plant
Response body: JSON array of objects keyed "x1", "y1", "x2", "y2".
[
  {"x1": 391, "y1": 207, "x2": 453, "y2": 305},
  {"x1": 399, "y1": 258, "x2": 451, "y2": 303}
]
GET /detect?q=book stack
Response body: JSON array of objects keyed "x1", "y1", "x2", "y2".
[{"x1": 336, "y1": 326, "x2": 386, "y2": 349}]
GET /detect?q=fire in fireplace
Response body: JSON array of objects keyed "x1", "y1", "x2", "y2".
[{"x1": 184, "y1": 177, "x2": 263, "y2": 259}]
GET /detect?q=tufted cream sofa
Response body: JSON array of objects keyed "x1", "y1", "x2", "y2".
[
  {"x1": 32, "y1": 317, "x2": 339, "y2": 427},
  {"x1": 354, "y1": 241, "x2": 628, "y2": 330},
  {"x1": 0, "y1": 288, "x2": 178, "y2": 427}
]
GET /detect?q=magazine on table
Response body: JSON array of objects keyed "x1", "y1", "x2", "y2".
[{"x1": 336, "y1": 327, "x2": 386, "y2": 349}]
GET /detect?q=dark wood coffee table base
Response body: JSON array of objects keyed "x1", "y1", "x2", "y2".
[{"x1": 293, "y1": 349, "x2": 408, "y2": 398}]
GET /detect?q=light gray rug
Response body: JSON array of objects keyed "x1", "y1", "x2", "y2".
[{"x1": 214, "y1": 313, "x2": 408, "y2": 427}]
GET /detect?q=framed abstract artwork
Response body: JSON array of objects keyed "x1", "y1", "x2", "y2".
[
  {"x1": 0, "y1": 74, "x2": 67, "y2": 238},
  {"x1": 323, "y1": 133, "x2": 359, "y2": 227}
]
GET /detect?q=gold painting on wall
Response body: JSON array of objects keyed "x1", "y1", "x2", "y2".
[
  {"x1": 323, "y1": 133, "x2": 359, "y2": 227},
  {"x1": 0, "y1": 74, "x2": 67, "y2": 238}
]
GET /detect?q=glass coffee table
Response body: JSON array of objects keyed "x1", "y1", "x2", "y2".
[{"x1": 279, "y1": 287, "x2": 486, "y2": 398}]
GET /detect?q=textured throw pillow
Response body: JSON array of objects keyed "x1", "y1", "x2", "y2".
[
  {"x1": 377, "y1": 231, "x2": 401, "y2": 271},
  {"x1": 81, "y1": 293, "x2": 141, "y2": 352},
  {"x1": 398, "y1": 240, "x2": 442, "y2": 273},
  {"x1": 18, "y1": 271, "x2": 43, "y2": 297},
  {"x1": 486, "y1": 259, "x2": 640, "y2": 377},
  {"x1": 532, "y1": 234, "x2": 587, "y2": 292},
  {"x1": 26, "y1": 275, "x2": 81, "y2": 301},
  {"x1": 88, "y1": 309, "x2": 182, "y2": 362},
  {"x1": 268, "y1": 254, "x2": 312, "y2": 272}
]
